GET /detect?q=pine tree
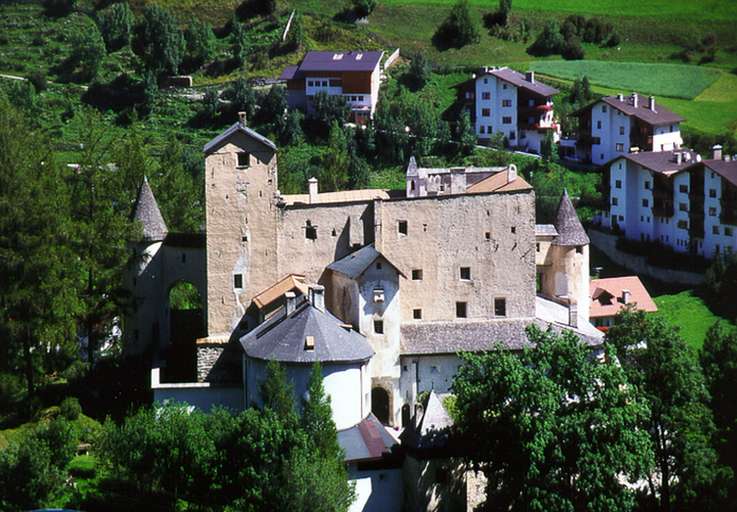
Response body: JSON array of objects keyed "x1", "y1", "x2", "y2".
[
  {"x1": 261, "y1": 360, "x2": 295, "y2": 417},
  {"x1": 132, "y1": 5, "x2": 185, "y2": 76},
  {"x1": 322, "y1": 122, "x2": 350, "y2": 191},
  {"x1": 0, "y1": 97, "x2": 80, "y2": 403},
  {"x1": 231, "y1": 18, "x2": 248, "y2": 66},
  {"x1": 456, "y1": 109, "x2": 476, "y2": 155},
  {"x1": 302, "y1": 363, "x2": 339, "y2": 457}
]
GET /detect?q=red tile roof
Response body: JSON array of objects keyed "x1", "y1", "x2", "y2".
[{"x1": 589, "y1": 276, "x2": 657, "y2": 319}]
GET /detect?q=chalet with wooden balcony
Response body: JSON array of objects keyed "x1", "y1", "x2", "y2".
[
  {"x1": 279, "y1": 50, "x2": 384, "y2": 125},
  {"x1": 460, "y1": 67, "x2": 559, "y2": 155},
  {"x1": 561, "y1": 92, "x2": 684, "y2": 166}
]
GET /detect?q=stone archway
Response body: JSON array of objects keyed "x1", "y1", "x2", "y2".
[
  {"x1": 165, "y1": 281, "x2": 204, "y2": 382},
  {"x1": 372, "y1": 386, "x2": 391, "y2": 425}
]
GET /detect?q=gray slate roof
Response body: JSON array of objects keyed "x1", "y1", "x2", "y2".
[
  {"x1": 240, "y1": 302, "x2": 374, "y2": 364},
  {"x1": 203, "y1": 122, "x2": 277, "y2": 155},
  {"x1": 553, "y1": 190, "x2": 590, "y2": 246},
  {"x1": 400, "y1": 315, "x2": 602, "y2": 355},
  {"x1": 327, "y1": 244, "x2": 404, "y2": 279},
  {"x1": 300, "y1": 51, "x2": 383, "y2": 72},
  {"x1": 132, "y1": 176, "x2": 168, "y2": 241},
  {"x1": 338, "y1": 413, "x2": 397, "y2": 462}
]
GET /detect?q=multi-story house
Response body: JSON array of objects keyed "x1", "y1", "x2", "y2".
[
  {"x1": 599, "y1": 146, "x2": 737, "y2": 258},
  {"x1": 562, "y1": 92, "x2": 684, "y2": 166},
  {"x1": 463, "y1": 67, "x2": 560, "y2": 154},
  {"x1": 279, "y1": 50, "x2": 384, "y2": 124}
]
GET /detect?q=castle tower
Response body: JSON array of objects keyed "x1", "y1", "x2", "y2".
[
  {"x1": 125, "y1": 176, "x2": 168, "y2": 355},
  {"x1": 543, "y1": 190, "x2": 591, "y2": 323},
  {"x1": 202, "y1": 113, "x2": 280, "y2": 338}
]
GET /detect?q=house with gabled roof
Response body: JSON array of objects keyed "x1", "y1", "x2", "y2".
[
  {"x1": 562, "y1": 92, "x2": 684, "y2": 165},
  {"x1": 279, "y1": 50, "x2": 384, "y2": 125},
  {"x1": 589, "y1": 276, "x2": 657, "y2": 330}
]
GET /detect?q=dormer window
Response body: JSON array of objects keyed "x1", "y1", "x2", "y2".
[
  {"x1": 373, "y1": 288, "x2": 385, "y2": 303},
  {"x1": 237, "y1": 152, "x2": 250, "y2": 168},
  {"x1": 333, "y1": 53, "x2": 344, "y2": 60}
]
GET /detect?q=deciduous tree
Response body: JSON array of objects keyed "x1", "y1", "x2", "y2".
[{"x1": 132, "y1": 5, "x2": 185, "y2": 76}]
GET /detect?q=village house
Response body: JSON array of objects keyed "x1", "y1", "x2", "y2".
[
  {"x1": 126, "y1": 114, "x2": 602, "y2": 511},
  {"x1": 279, "y1": 50, "x2": 384, "y2": 124},
  {"x1": 561, "y1": 92, "x2": 684, "y2": 166},
  {"x1": 589, "y1": 276, "x2": 657, "y2": 330},
  {"x1": 597, "y1": 145, "x2": 737, "y2": 258},
  {"x1": 461, "y1": 67, "x2": 560, "y2": 154}
]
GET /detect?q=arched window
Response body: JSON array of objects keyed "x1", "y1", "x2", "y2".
[{"x1": 372, "y1": 387, "x2": 390, "y2": 425}]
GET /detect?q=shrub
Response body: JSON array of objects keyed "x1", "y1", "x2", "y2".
[
  {"x1": 69, "y1": 20, "x2": 106, "y2": 81},
  {"x1": 434, "y1": 0, "x2": 480, "y2": 49},
  {"x1": 527, "y1": 20, "x2": 564, "y2": 56},
  {"x1": 562, "y1": 37, "x2": 585, "y2": 60},
  {"x1": 184, "y1": 17, "x2": 215, "y2": 71},
  {"x1": 405, "y1": 52, "x2": 432, "y2": 91},
  {"x1": 353, "y1": 0, "x2": 377, "y2": 18},
  {"x1": 132, "y1": 5, "x2": 185, "y2": 76},
  {"x1": 68, "y1": 454, "x2": 96, "y2": 478},
  {"x1": 484, "y1": 0, "x2": 512, "y2": 28},
  {"x1": 27, "y1": 71, "x2": 47, "y2": 93},
  {"x1": 200, "y1": 89, "x2": 220, "y2": 123},
  {"x1": 0, "y1": 373, "x2": 24, "y2": 412},
  {"x1": 606, "y1": 32, "x2": 621, "y2": 47},
  {"x1": 60, "y1": 396, "x2": 82, "y2": 421},
  {"x1": 43, "y1": 0, "x2": 77, "y2": 17}
]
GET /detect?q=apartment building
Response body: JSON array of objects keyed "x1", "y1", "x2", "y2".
[
  {"x1": 599, "y1": 146, "x2": 737, "y2": 258},
  {"x1": 562, "y1": 92, "x2": 684, "y2": 166},
  {"x1": 279, "y1": 50, "x2": 384, "y2": 124},
  {"x1": 461, "y1": 67, "x2": 559, "y2": 154}
]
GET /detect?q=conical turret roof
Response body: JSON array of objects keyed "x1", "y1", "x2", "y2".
[
  {"x1": 553, "y1": 189, "x2": 589, "y2": 246},
  {"x1": 406, "y1": 156, "x2": 418, "y2": 176},
  {"x1": 132, "y1": 176, "x2": 168, "y2": 242}
]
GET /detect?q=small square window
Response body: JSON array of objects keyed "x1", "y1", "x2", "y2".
[
  {"x1": 726, "y1": 227, "x2": 733, "y2": 236},
  {"x1": 709, "y1": 207, "x2": 717, "y2": 217},
  {"x1": 305, "y1": 220, "x2": 317, "y2": 240},
  {"x1": 413, "y1": 308, "x2": 422, "y2": 319},
  {"x1": 460, "y1": 267, "x2": 471, "y2": 280},
  {"x1": 494, "y1": 298, "x2": 506, "y2": 317},
  {"x1": 576, "y1": 246, "x2": 583, "y2": 254},
  {"x1": 713, "y1": 225, "x2": 720, "y2": 235},
  {"x1": 234, "y1": 274, "x2": 243, "y2": 289},
  {"x1": 645, "y1": 181, "x2": 651, "y2": 190},
  {"x1": 376, "y1": 261, "x2": 382, "y2": 270},
  {"x1": 679, "y1": 184, "x2": 688, "y2": 193},
  {"x1": 536, "y1": 242, "x2": 540, "y2": 252},
  {"x1": 615, "y1": 180, "x2": 622, "y2": 189},
  {"x1": 373, "y1": 288, "x2": 385, "y2": 303},
  {"x1": 237, "y1": 152, "x2": 250, "y2": 167},
  {"x1": 511, "y1": 226, "x2": 516, "y2": 234},
  {"x1": 398, "y1": 220, "x2": 408, "y2": 235},
  {"x1": 709, "y1": 189, "x2": 717, "y2": 198},
  {"x1": 482, "y1": 108, "x2": 491, "y2": 117},
  {"x1": 642, "y1": 199, "x2": 649, "y2": 207},
  {"x1": 374, "y1": 320, "x2": 384, "y2": 334},
  {"x1": 616, "y1": 143, "x2": 624, "y2": 152},
  {"x1": 485, "y1": 232, "x2": 491, "y2": 240},
  {"x1": 456, "y1": 302, "x2": 467, "y2": 318},
  {"x1": 612, "y1": 197, "x2": 619, "y2": 206},
  {"x1": 619, "y1": 126, "x2": 624, "y2": 135},
  {"x1": 411, "y1": 269, "x2": 423, "y2": 280}
]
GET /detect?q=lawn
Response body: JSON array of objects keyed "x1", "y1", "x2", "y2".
[
  {"x1": 527, "y1": 60, "x2": 721, "y2": 99},
  {"x1": 653, "y1": 290, "x2": 732, "y2": 349}
]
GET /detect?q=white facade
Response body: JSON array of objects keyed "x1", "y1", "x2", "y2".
[
  {"x1": 474, "y1": 74, "x2": 518, "y2": 143},
  {"x1": 704, "y1": 168, "x2": 737, "y2": 257}
]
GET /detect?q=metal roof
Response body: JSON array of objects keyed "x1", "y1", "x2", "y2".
[
  {"x1": 298, "y1": 51, "x2": 383, "y2": 73},
  {"x1": 203, "y1": 122, "x2": 277, "y2": 155},
  {"x1": 240, "y1": 301, "x2": 374, "y2": 364},
  {"x1": 535, "y1": 224, "x2": 559, "y2": 237},
  {"x1": 553, "y1": 190, "x2": 590, "y2": 246},
  {"x1": 132, "y1": 176, "x2": 168, "y2": 242},
  {"x1": 338, "y1": 413, "x2": 397, "y2": 462}
]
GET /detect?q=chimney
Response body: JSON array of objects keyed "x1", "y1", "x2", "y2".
[
  {"x1": 648, "y1": 96, "x2": 656, "y2": 112},
  {"x1": 696, "y1": 154, "x2": 702, "y2": 162},
  {"x1": 632, "y1": 93, "x2": 638, "y2": 108},
  {"x1": 507, "y1": 163, "x2": 517, "y2": 183},
  {"x1": 568, "y1": 299, "x2": 578, "y2": 328},
  {"x1": 285, "y1": 291, "x2": 296, "y2": 316},
  {"x1": 525, "y1": 71, "x2": 535, "y2": 84},
  {"x1": 308, "y1": 177, "x2": 318, "y2": 204},
  {"x1": 617, "y1": 93, "x2": 624, "y2": 101},
  {"x1": 238, "y1": 111, "x2": 247, "y2": 127},
  {"x1": 308, "y1": 285, "x2": 325, "y2": 312},
  {"x1": 413, "y1": 402, "x2": 424, "y2": 430},
  {"x1": 621, "y1": 289, "x2": 631, "y2": 305},
  {"x1": 675, "y1": 152, "x2": 683, "y2": 165},
  {"x1": 713, "y1": 145, "x2": 723, "y2": 160},
  {"x1": 450, "y1": 167, "x2": 466, "y2": 194}
]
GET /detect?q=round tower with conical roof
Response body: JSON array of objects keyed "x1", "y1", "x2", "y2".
[
  {"x1": 125, "y1": 176, "x2": 169, "y2": 355},
  {"x1": 541, "y1": 190, "x2": 591, "y2": 323}
]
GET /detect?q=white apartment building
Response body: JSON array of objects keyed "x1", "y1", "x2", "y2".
[
  {"x1": 279, "y1": 50, "x2": 384, "y2": 125},
  {"x1": 465, "y1": 67, "x2": 560, "y2": 154},
  {"x1": 563, "y1": 93, "x2": 684, "y2": 166},
  {"x1": 600, "y1": 146, "x2": 737, "y2": 258}
]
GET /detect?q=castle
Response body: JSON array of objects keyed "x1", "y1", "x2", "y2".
[{"x1": 126, "y1": 114, "x2": 602, "y2": 510}]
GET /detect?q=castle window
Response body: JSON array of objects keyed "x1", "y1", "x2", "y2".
[
  {"x1": 398, "y1": 220, "x2": 408, "y2": 235},
  {"x1": 373, "y1": 288, "x2": 385, "y2": 303},
  {"x1": 494, "y1": 298, "x2": 506, "y2": 317},
  {"x1": 576, "y1": 246, "x2": 583, "y2": 254},
  {"x1": 242, "y1": 235, "x2": 248, "y2": 242},
  {"x1": 376, "y1": 262, "x2": 382, "y2": 270},
  {"x1": 181, "y1": 253, "x2": 186, "y2": 263},
  {"x1": 413, "y1": 308, "x2": 422, "y2": 319},
  {"x1": 234, "y1": 273, "x2": 243, "y2": 289},
  {"x1": 305, "y1": 220, "x2": 317, "y2": 240},
  {"x1": 511, "y1": 226, "x2": 516, "y2": 234},
  {"x1": 485, "y1": 232, "x2": 491, "y2": 240},
  {"x1": 412, "y1": 269, "x2": 423, "y2": 280},
  {"x1": 460, "y1": 267, "x2": 471, "y2": 280},
  {"x1": 237, "y1": 152, "x2": 250, "y2": 168},
  {"x1": 456, "y1": 301, "x2": 467, "y2": 318},
  {"x1": 332, "y1": 228, "x2": 337, "y2": 237},
  {"x1": 536, "y1": 242, "x2": 540, "y2": 252},
  {"x1": 374, "y1": 320, "x2": 384, "y2": 334}
]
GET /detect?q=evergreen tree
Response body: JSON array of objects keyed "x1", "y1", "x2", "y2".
[
  {"x1": 280, "y1": 109, "x2": 304, "y2": 145},
  {"x1": 527, "y1": 20, "x2": 564, "y2": 56},
  {"x1": 256, "y1": 85, "x2": 287, "y2": 128},
  {"x1": 231, "y1": 18, "x2": 249, "y2": 66},
  {"x1": 302, "y1": 363, "x2": 338, "y2": 457},
  {"x1": 229, "y1": 77, "x2": 257, "y2": 121},
  {"x1": 68, "y1": 109, "x2": 138, "y2": 363},
  {"x1": 434, "y1": 0, "x2": 480, "y2": 49},
  {"x1": 456, "y1": 109, "x2": 476, "y2": 155},
  {"x1": 0, "y1": 98, "x2": 80, "y2": 401},
  {"x1": 97, "y1": 1, "x2": 134, "y2": 52},
  {"x1": 153, "y1": 138, "x2": 204, "y2": 233},
  {"x1": 322, "y1": 121, "x2": 350, "y2": 191},
  {"x1": 69, "y1": 19, "x2": 106, "y2": 81},
  {"x1": 184, "y1": 17, "x2": 215, "y2": 71},
  {"x1": 405, "y1": 52, "x2": 432, "y2": 91},
  {"x1": 132, "y1": 5, "x2": 185, "y2": 76},
  {"x1": 607, "y1": 309, "x2": 731, "y2": 510},
  {"x1": 353, "y1": 0, "x2": 377, "y2": 18},
  {"x1": 453, "y1": 326, "x2": 653, "y2": 511},
  {"x1": 261, "y1": 360, "x2": 295, "y2": 417}
]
